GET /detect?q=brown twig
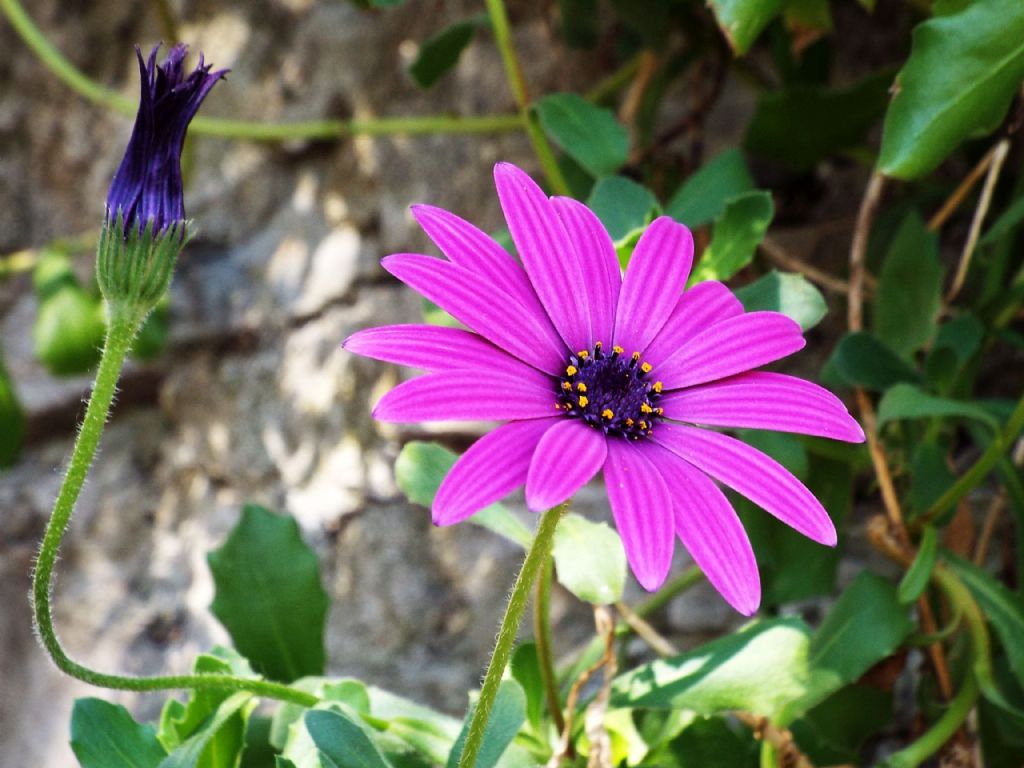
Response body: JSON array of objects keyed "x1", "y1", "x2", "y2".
[
  {"x1": 760, "y1": 236, "x2": 861, "y2": 296},
  {"x1": 582, "y1": 607, "x2": 617, "y2": 768},
  {"x1": 973, "y1": 438, "x2": 1024, "y2": 566},
  {"x1": 614, "y1": 600, "x2": 677, "y2": 658},
  {"x1": 619, "y1": 51, "x2": 658, "y2": 133},
  {"x1": 927, "y1": 144, "x2": 1001, "y2": 233},
  {"x1": 733, "y1": 712, "x2": 815, "y2": 768},
  {"x1": 848, "y1": 171, "x2": 886, "y2": 334}
]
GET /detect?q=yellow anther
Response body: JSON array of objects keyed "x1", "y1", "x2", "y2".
[
  {"x1": 562, "y1": 381, "x2": 572, "y2": 391},
  {"x1": 601, "y1": 409, "x2": 614, "y2": 420},
  {"x1": 652, "y1": 381, "x2": 663, "y2": 393},
  {"x1": 656, "y1": 407, "x2": 664, "y2": 415},
  {"x1": 625, "y1": 418, "x2": 634, "y2": 427},
  {"x1": 578, "y1": 396, "x2": 589, "y2": 407},
  {"x1": 640, "y1": 362, "x2": 652, "y2": 374},
  {"x1": 639, "y1": 420, "x2": 648, "y2": 430},
  {"x1": 578, "y1": 350, "x2": 589, "y2": 360},
  {"x1": 595, "y1": 341, "x2": 603, "y2": 350},
  {"x1": 576, "y1": 382, "x2": 587, "y2": 393},
  {"x1": 612, "y1": 345, "x2": 624, "y2": 355},
  {"x1": 641, "y1": 403, "x2": 653, "y2": 414},
  {"x1": 631, "y1": 351, "x2": 641, "y2": 362},
  {"x1": 566, "y1": 365, "x2": 578, "y2": 376}
]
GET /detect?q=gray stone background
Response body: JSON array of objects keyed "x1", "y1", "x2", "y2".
[{"x1": 0, "y1": 1, "x2": 875, "y2": 764}]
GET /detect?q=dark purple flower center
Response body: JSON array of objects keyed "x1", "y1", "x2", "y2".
[{"x1": 556, "y1": 342, "x2": 663, "y2": 440}]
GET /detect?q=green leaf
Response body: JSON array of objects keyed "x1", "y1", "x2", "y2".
[
  {"x1": 665, "y1": 715, "x2": 758, "y2": 767},
  {"x1": 665, "y1": 149, "x2": 754, "y2": 228},
  {"x1": 586, "y1": 176, "x2": 660, "y2": 242},
  {"x1": 446, "y1": 680, "x2": 527, "y2": 768},
  {"x1": 826, "y1": 332, "x2": 921, "y2": 391},
  {"x1": 790, "y1": 685, "x2": 893, "y2": 766},
  {"x1": 898, "y1": 526, "x2": 939, "y2": 604},
  {"x1": 394, "y1": 441, "x2": 533, "y2": 548},
  {"x1": 71, "y1": 698, "x2": 169, "y2": 768},
  {"x1": 208, "y1": 505, "x2": 329, "y2": 682},
  {"x1": 780, "y1": 572, "x2": 913, "y2": 723},
  {"x1": 159, "y1": 693, "x2": 254, "y2": 768},
  {"x1": 908, "y1": 441, "x2": 957, "y2": 516},
  {"x1": 510, "y1": 643, "x2": 546, "y2": 733},
  {"x1": 240, "y1": 716, "x2": 277, "y2": 768},
  {"x1": 610, "y1": 618, "x2": 812, "y2": 718},
  {"x1": 408, "y1": 17, "x2": 482, "y2": 89},
  {"x1": 305, "y1": 709, "x2": 395, "y2": 768},
  {"x1": 534, "y1": 93, "x2": 629, "y2": 177},
  {"x1": 874, "y1": 213, "x2": 943, "y2": 357},
  {"x1": 690, "y1": 191, "x2": 774, "y2": 284},
  {"x1": 878, "y1": 0, "x2": 1024, "y2": 179},
  {"x1": 744, "y1": 72, "x2": 891, "y2": 170},
  {"x1": 877, "y1": 383, "x2": 1001, "y2": 432},
  {"x1": 735, "y1": 271, "x2": 828, "y2": 331},
  {"x1": 33, "y1": 249, "x2": 106, "y2": 376},
  {"x1": 551, "y1": 512, "x2": 627, "y2": 604},
  {"x1": 0, "y1": 353, "x2": 25, "y2": 468},
  {"x1": 980, "y1": 194, "x2": 1024, "y2": 247},
  {"x1": 708, "y1": 0, "x2": 784, "y2": 55}
]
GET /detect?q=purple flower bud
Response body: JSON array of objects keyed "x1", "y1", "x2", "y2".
[{"x1": 106, "y1": 44, "x2": 226, "y2": 236}]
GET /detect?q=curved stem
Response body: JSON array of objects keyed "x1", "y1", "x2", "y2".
[
  {"x1": 31, "y1": 308, "x2": 317, "y2": 709},
  {"x1": 880, "y1": 674, "x2": 978, "y2": 768},
  {"x1": 0, "y1": 0, "x2": 521, "y2": 142},
  {"x1": 458, "y1": 505, "x2": 564, "y2": 768},
  {"x1": 534, "y1": 558, "x2": 566, "y2": 733}
]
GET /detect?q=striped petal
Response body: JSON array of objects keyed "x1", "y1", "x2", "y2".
[
  {"x1": 653, "y1": 423, "x2": 837, "y2": 546},
  {"x1": 656, "y1": 312, "x2": 805, "y2": 390},
  {"x1": 613, "y1": 217, "x2": 694, "y2": 354},
  {"x1": 641, "y1": 281, "x2": 743, "y2": 369},
  {"x1": 650, "y1": 445, "x2": 760, "y2": 615},
  {"x1": 433, "y1": 418, "x2": 559, "y2": 525},
  {"x1": 494, "y1": 163, "x2": 592, "y2": 351},
  {"x1": 661, "y1": 372, "x2": 865, "y2": 442},
  {"x1": 551, "y1": 196, "x2": 621, "y2": 345},
  {"x1": 605, "y1": 441, "x2": 675, "y2": 591},
  {"x1": 525, "y1": 419, "x2": 607, "y2": 511},
  {"x1": 373, "y1": 370, "x2": 557, "y2": 423},
  {"x1": 344, "y1": 325, "x2": 528, "y2": 372},
  {"x1": 382, "y1": 253, "x2": 567, "y2": 375}
]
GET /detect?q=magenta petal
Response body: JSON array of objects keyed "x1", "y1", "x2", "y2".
[
  {"x1": 551, "y1": 196, "x2": 621, "y2": 345},
  {"x1": 410, "y1": 204, "x2": 550, "y2": 322},
  {"x1": 650, "y1": 445, "x2": 760, "y2": 614},
  {"x1": 373, "y1": 370, "x2": 557, "y2": 422},
  {"x1": 494, "y1": 163, "x2": 592, "y2": 351},
  {"x1": 641, "y1": 281, "x2": 744, "y2": 369},
  {"x1": 525, "y1": 420, "x2": 607, "y2": 511},
  {"x1": 613, "y1": 217, "x2": 694, "y2": 354},
  {"x1": 433, "y1": 418, "x2": 560, "y2": 526},
  {"x1": 656, "y1": 312, "x2": 806, "y2": 390},
  {"x1": 344, "y1": 325, "x2": 527, "y2": 372},
  {"x1": 382, "y1": 253, "x2": 567, "y2": 375},
  {"x1": 661, "y1": 372, "x2": 865, "y2": 443},
  {"x1": 653, "y1": 423, "x2": 837, "y2": 546},
  {"x1": 604, "y1": 441, "x2": 675, "y2": 591}
]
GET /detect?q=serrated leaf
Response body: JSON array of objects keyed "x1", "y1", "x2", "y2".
[
  {"x1": 446, "y1": 681, "x2": 527, "y2": 768},
  {"x1": 534, "y1": 93, "x2": 629, "y2": 177},
  {"x1": 898, "y1": 526, "x2": 939, "y2": 604},
  {"x1": 877, "y1": 383, "x2": 1000, "y2": 432},
  {"x1": 735, "y1": 270, "x2": 827, "y2": 331},
  {"x1": 665, "y1": 149, "x2": 754, "y2": 228},
  {"x1": 827, "y1": 332, "x2": 921, "y2": 391},
  {"x1": 0, "y1": 354, "x2": 24, "y2": 468},
  {"x1": 610, "y1": 618, "x2": 812, "y2": 718},
  {"x1": 305, "y1": 709, "x2": 394, "y2": 768},
  {"x1": 208, "y1": 505, "x2": 328, "y2": 682},
  {"x1": 878, "y1": 0, "x2": 1024, "y2": 179},
  {"x1": 586, "y1": 176, "x2": 660, "y2": 242},
  {"x1": 408, "y1": 18, "x2": 482, "y2": 89},
  {"x1": 394, "y1": 441, "x2": 533, "y2": 548},
  {"x1": 159, "y1": 693, "x2": 254, "y2": 768},
  {"x1": 690, "y1": 191, "x2": 774, "y2": 283},
  {"x1": 71, "y1": 698, "x2": 169, "y2": 768},
  {"x1": 708, "y1": 0, "x2": 784, "y2": 55},
  {"x1": 551, "y1": 512, "x2": 627, "y2": 604},
  {"x1": 874, "y1": 213, "x2": 943, "y2": 357}
]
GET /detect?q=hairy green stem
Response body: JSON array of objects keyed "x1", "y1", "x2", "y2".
[
  {"x1": 458, "y1": 505, "x2": 564, "y2": 768},
  {"x1": 534, "y1": 558, "x2": 565, "y2": 733},
  {"x1": 0, "y1": 0, "x2": 521, "y2": 141},
  {"x1": 31, "y1": 308, "x2": 317, "y2": 708},
  {"x1": 483, "y1": 0, "x2": 571, "y2": 195}
]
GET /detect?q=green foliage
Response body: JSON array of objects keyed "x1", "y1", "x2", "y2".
[
  {"x1": 827, "y1": 332, "x2": 922, "y2": 391},
  {"x1": 208, "y1": 505, "x2": 329, "y2": 682},
  {"x1": 534, "y1": 93, "x2": 629, "y2": 177},
  {"x1": 551, "y1": 512, "x2": 627, "y2": 604},
  {"x1": 586, "y1": 176, "x2": 660, "y2": 242},
  {"x1": 408, "y1": 17, "x2": 484, "y2": 89},
  {"x1": 690, "y1": 191, "x2": 774, "y2": 283},
  {"x1": 446, "y1": 681, "x2": 527, "y2": 768},
  {"x1": 33, "y1": 249, "x2": 105, "y2": 375},
  {"x1": 898, "y1": 526, "x2": 938, "y2": 604},
  {"x1": 877, "y1": 383, "x2": 1001, "y2": 432},
  {"x1": 707, "y1": 0, "x2": 784, "y2": 55},
  {"x1": 878, "y1": 0, "x2": 1024, "y2": 178},
  {"x1": 665, "y1": 149, "x2": 754, "y2": 228},
  {"x1": 71, "y1": 699, "x2": 168, "y2": 768},
  {"x1": 509, "y1": 643, "x2": 545, "y2": 733},
  {"x1": 0, "y1": 353, "x2": 24, "y2": 468},
  {"x1": 735, "y1": 270, "x2": 827, "y2": 331},
  {"x1": 305, "y1": 709, "x2": 395, "y2": 768}
]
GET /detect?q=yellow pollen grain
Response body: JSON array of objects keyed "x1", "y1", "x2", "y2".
[
  {"x1": 561, "y1": 381, "x2": 572, "y2": 391},
  {"x1": 578, "y1": 396, "x2": 589, "y2": 407},
  {"x1": 631, "y1": 351, "x2": 641, "y2": 361},
  {"x1": 602, "y1": 409, "x2": 614, "y2": 420},
  {"x1": 612, "y1": 345, "x2": 624, "y2": 355},
  {"x1": 639, "y1": 420, "x2": 648, "y2": 430},
  {"x1": 625, "y1": 418, "x2": 634, "y2": 427},
  {"x1": 595, "y1": 341, "x2": 603, "y2": 350},
  {"x1": 577, "y1": 350, "x2": 589, "y2": 359},
  {"x1": 576, "y1": 382, "x2": 587, "y2": 393},
  {"x1": 566, "y1": 365, "x2": 577, "y2": 376},
  {"x1": 656, "y1": 407, "x2": 664, "y2": 415},
  {"x1": 641, "y1": 362, "x2": 652, "y2": 374},
  {"x1": 641, "y1": 403, "x2": 653, "y2": 414},
  {"x1": 653, "y1": 381, "x2": 663, "y2": 393}
]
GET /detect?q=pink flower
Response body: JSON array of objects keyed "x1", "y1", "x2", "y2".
[{"x1": 345, "y1": 162, "x2": 864, "y2": 614}]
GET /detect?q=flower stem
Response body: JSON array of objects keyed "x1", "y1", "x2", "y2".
[
  {"x1": 534, "y1": 557, "x2": 565, "y2": 733},
  {"x1": 483, "y1": 0, "x2": 571, "y2": 196},
  {"x1": 31, "y1": 307, "x2": 317, "y2": 709},
  {"x1": 0, "y1": 0, "x2": 521, "y2": 142},
  {"x1": 879, "y1": 674, "x2": 978, "y2": 768},
  {"x1": 458, "y1": 504, "x2": 564, "y2": 768}
]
